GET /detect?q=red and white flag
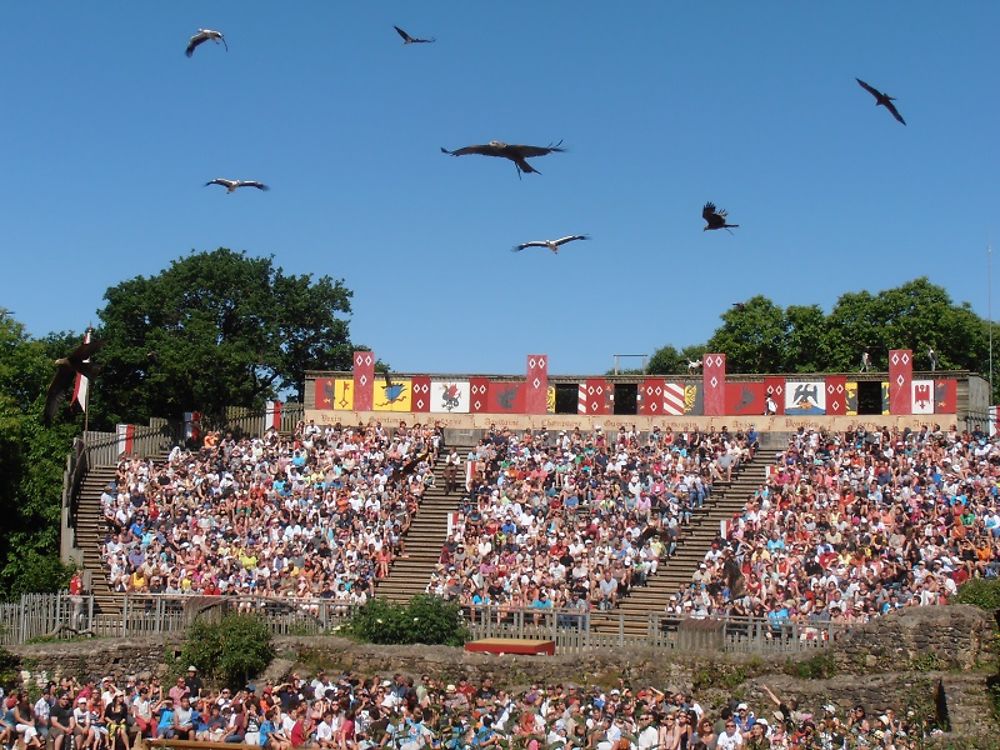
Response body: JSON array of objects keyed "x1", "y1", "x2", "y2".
[
  {"x1": 184, "y1": 411, "x2": 202, "y2": 442},
  {"x1": 71, "y1": 329, "x2": 93, "y2": 412},
  {"x1": 265, "y1": 400, "x2": 283, "y2": 431}
]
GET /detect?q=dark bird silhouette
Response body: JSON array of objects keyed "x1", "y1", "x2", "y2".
[
  {"x1": 44, "y1": 338, "x2": 104, "y2": 425},
  {"x1": 732, "y1": 302, "x2": 746, "y2": 311},
  {"x1": 855, "y1": 78, "x2": 906, "y2": 125},
  {"x1": 702, "y1": 202, "x2": 739, "y2": 233},
  {"x1": 384, "y1": 370, "x2": 394, "y2": 388},
  {"x1": 204, "y1": 179, "x2": 269, "y2": 193},
  {"x1": 440, "y1": 140, "x2": 566, "y2": 179},
  {"x1": 186, "y1": 29, "x2": 228, "y2": 57},
  {"x1": 393, "y1": 25, "x2": 435, "y2": 44},
  {"x1": 513, "y1": 235, "x2": 589, "y2": 254}
]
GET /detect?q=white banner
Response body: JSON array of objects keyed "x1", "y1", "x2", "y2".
[
  {"x1": 430, "y1": 380, "x2": 470, "y2": 413},
  {"x1": 911, "y1": 380, "x2": 934, "y2": 415}
]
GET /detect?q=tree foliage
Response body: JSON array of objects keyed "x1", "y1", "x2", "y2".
[
  {"x1": 345, "y1": 595, "x2": 467, "y2": 647},
  {"x1": 649, "y1": 278, "x2": 1000, "y2": 399},
  {"x1": 180, "y1": 614, "x2": 275, "y2": 690},
  {"x1": 93, "y1": 249, "x2": 356, "y2": 427},
  {"x1": 0, "y1": 316, "x2": 75, "y2": 599}
]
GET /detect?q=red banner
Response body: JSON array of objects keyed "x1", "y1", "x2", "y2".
[
  {"x1": 314, "y1": 378, "x2": 335, "y2": 410},
  {"x1": 488, "y1": 381, "x2": 525, "y2": 413},
  {"x1": 525, "y1": 354, "x2": 548, "y2": 414},
  {"x1": 411, "y1": 376, "x2": 431, "y2": 413},
  {"x1": 888, "y1": 349, "x2": 912, "y2": 415},
  {"x1": 116, "y1": 424, "x2": 135, "y2": 456},
  {"x1": 640, "y1": 378, "x2": 666, "y2": 416},
  {"x1": 579, "y1": 379, "x2": 611, "y2": 415},
  {"x1": 825, "y1": 376, "x2": 847, "y2": 416},
  {"x1": 470, "y1": 377, "x2": 490, "y2": 413},
  {"x1": 934, "y1": 379, "x2": 957, "y2": 414},
  {"x1": 725, "y1": 382, "x2": 764, "y2": 415},
  {"x1": 353, "y1": 351, "x2": 375, "y2": 411},
  {"x1": 702, "y1": 353, "x2": 726, "y2": 416}
]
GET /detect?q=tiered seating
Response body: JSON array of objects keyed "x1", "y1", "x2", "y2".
[{"x1": 670, "y1": 426, "x2": 999, "y2": 625}]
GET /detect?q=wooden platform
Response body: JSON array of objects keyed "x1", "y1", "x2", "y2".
[{"x1": 464, "y1": 637, "x2": 555, "y2": 656}]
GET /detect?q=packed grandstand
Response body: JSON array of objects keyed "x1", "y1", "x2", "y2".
[
  {"x1": 97, "y1": 419, "x2": 998, "y2": 627},
  {"x1": 0, "y1": 668, "x2": 939, "y2": 750}
]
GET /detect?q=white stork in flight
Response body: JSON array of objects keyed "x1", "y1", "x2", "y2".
[
  {"x1": 186, "y1": 29, "x2": 228, "y2": 57},
  {"x1": 687, "y1": 359, "x2": 703, "y2": 372},
  {"x1": 204, "y1": 179, "x2": 269, "y2": 193},
  {"x1": 512, "y1": 235, "x2": 589, "y2": 254}
]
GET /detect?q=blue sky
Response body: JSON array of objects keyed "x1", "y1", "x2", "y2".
[{"x1": 2, "y1": 2, "x2": 998, "y2": 375}]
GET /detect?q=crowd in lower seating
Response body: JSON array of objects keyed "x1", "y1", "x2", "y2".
[
  {"x1": 669, "y1": 425, "x2": 1000, "y2": 626},
  {"x1": 426, "y1": 425, "x2": 757, "y2": 614},
  {"x1": 0, "y1": 668, "x2": 944, "y2": 749},
  {"x1": 100, "y1": 421, "x2": 443, "y2": 601}
]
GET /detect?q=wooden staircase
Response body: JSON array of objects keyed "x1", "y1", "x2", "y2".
[
  {"x1": 591, "y1": 436, "x2": 784, "y2": 635},
  {"x1": 375, "y1": 447, "x2": 474, "y2": 604},
  {"x1": 74, "y1": 463, "x2": 121, "y2": 615}
]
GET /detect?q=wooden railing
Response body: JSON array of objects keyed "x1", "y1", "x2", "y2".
[{"x1": 1, "y1": 592, "x2": 854, "y2": 655}]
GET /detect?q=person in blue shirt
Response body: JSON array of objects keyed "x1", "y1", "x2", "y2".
[{"x1": 156, "y1": 698, "x2": 176, "y2": 739}]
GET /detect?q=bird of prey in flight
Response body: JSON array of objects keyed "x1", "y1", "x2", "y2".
[
  {"x1": 44, "y1": 338, "x2": 104, "y2": 425},
  {"x1": 394, "y1": 25, "x2": 435, "y2": 44},
  {"x1": 204, "y1": 178, "x2": 270, "y2": 193},
  {"x1": 855, "y1": 78, "x2": 906, "y2": 125},
  {"x1": 441, "y1": 140, "x2": 566, "y2": 178},
  {"x1": 186, "y1": 29, "x2": 228, "y2": 57},
  {"x1": 703, "y1": 202, "x2": 739, "y2": 233},
  {"x1": 512, "y1": 235, "x2": 589, "y2": 254}
]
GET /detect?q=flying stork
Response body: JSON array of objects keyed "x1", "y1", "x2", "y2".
[
  {"x1": 687, "y1": 359, "x2": 702, "y2": 372},
  {"x1": 855, "y1": 78, "x2": 906, "y2": 125},
  {"x1": 703, "y1": 202, "x2": 739, "y2": 233},
  {"x1": 393, "y1": 25, "x2": 435, "y2": 44},
  {"x1": 186, "y1": 29, "x2": 228, "y2": 57},
  {"x1": 43, "y1": 338, "x2": 104, "y2": 426},
  {"x1": 440, "y1": 140, "x2": 566, "y2": 179},
  {"x1": 204, "y1": 179, "x2": 270, "y2": 193},
  {"x1": 512, "y1": 235, "x2": 589, "y2": 254}
]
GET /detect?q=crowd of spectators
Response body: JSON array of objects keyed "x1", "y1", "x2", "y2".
[
  {"x1": 99, "y1": 421, "x2": 443, "y2": 602},
  {"x1": 0, "y1": 668, "x2": 943, "y2": 750},
  {"x1": 669, "y1": 425, "x2": 1000, "y2": 628},
  {"x1": 426, "y1": 425, "x2": 757, "y2": 615}
]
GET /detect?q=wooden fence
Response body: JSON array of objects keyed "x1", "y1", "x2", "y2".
[
  {"x1": 0, "y1": 591, "x2": 94, "y2": 646},
  {"x1": 0, "y1": 592, "x2": 852, "y2": 655}
]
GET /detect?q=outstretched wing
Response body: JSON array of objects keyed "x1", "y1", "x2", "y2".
[
  {"x1": 553, "y1": 235, "x2": 589, "y2": 246},
  {"x1": 512, "y1": 241, "x2": 548, "y2": 252},
  {"x1": 205, "y1": 179, "x2": 232, "y2": 188},
  {"x1": 441, "y1": 144, "x2": 503, "y2": 157},
  {"x1": 701, "y1": 201, "x2": 726, "y2": 227},
  {"x1": 883, "y1": 100, "x2": 906, "y2": 125},
  {"x1": 508, "y1": 141, "x2": 565, "y2": 158},
  {"x1": 186, "y1": 31, "x2": 208, "y2": 57},
  {"x1": 238, "y1": 181, "x2": 270, "y2": 191},
  {"x1": 393, "y1": 25, "x2": 414, "y2": 42},
  {"x1": 43, "y1": 364, "x2": 76, "y2": 426},
  {"x1": 855, "y1": 78, "x2": 881, "y2": 100}
]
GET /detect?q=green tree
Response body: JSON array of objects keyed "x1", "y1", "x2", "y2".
[
  {"x1": 647, "y1": 344, "x2": 705, "y2": 375},
  {"x1": 706, "y1": 295, "x2": 787, "y2": 373},
  {"x1": 93, "y1": 249, "x2": 355, "y2": 427},
  {"x1": 180, "y1": 614, "x2": 275, "y2": 690},
  {"x1": 782, "y1": 304, "x2": 829, "y2": 372},
  {"x1": 0, "y1": 316, "x2": 75, "y2": 599}
]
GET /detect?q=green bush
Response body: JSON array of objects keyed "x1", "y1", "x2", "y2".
[
  {"x1": 179, "y1": 614, "x2": 274, "y2": 690},
  {"x1": 0, "y1": 646, "x2": 19, "y2": 690},
  {"x1": 346, "y1": 596, "x2": 467, "y2": 646},
  {"x1": 954, "y1": 579, "x2": 1000, "y2": 613}
]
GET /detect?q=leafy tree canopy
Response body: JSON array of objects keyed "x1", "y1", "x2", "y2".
[
  {"x1": 649, "y1": 278, "x2": 999, "y2": 397},
  {"x1": 93, "y1": 248, "x2": 356, "y2": 427},
  {"x1": 0, "y1": 315, "x2": 75, "y2": 599}
]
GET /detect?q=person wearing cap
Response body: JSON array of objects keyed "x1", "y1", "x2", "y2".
[
  {"x1": 733, "y1": 703, "x2": 755, "y2": 734},
  {"x1": 184, "y1": 666, "x2": 204, "y2": 699}
]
